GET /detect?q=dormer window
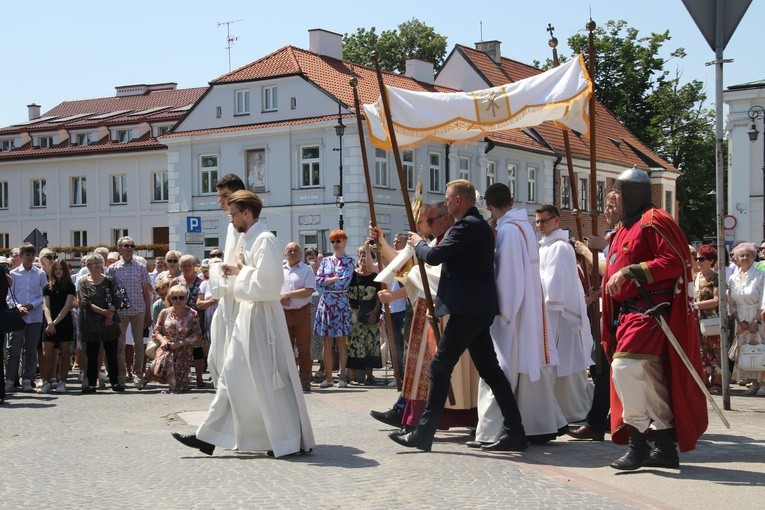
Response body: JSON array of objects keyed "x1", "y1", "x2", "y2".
[
  {"x1": 76, "y1": 133, "x2": 91, "y2": 146},
  {"x1": 1, "y1": 139, "x2": 14, "y2": 152},
  {"x1": 157, "y1": 126, "x2": 171, "y2": 136},
  {"x1": 235, "y1": 89, "x2": 250, "y2": 115},
  {"x1": 117, "y1": 130, "x2": 132, "y2": 143},
  {"x1": 262, "y1": 85, "x2": 278, "y2": 112},
  {"x1": 38, "y1": 136, "x2": 54, "y2": 149}
]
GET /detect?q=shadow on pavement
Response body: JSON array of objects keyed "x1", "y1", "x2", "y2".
[{"x1": 201, "y1": 445, "x2": 380, "y2": 468}]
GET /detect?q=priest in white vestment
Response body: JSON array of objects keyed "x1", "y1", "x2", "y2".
[
  {"x1": 207, "y1": 175, "x2": 246, "y2": 387},
  {"x1": 173, "y1": 191, "x2": 315, "y2": 457},
  {"x1": 535, "y1": 204, "x2": 594, "y2": 423},
  {"x1": 475, "y1": 183, "x2": 567, "y2": 445}
]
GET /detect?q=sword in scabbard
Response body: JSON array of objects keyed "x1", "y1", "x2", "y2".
[{"x1": 633, "y1": 281, "x2": 730, "y2": 428}]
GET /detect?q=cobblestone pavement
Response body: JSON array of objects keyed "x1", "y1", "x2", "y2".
[{"x1": 1, "y1": 370, "x2": 763, "y2": 509}]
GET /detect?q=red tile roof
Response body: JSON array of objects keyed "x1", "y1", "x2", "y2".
[
  {"x1": 451, "y1": 45, "x2": 674, "y2": 171},
  {"x1": 0, "y1": 86, "x2": 206, "y2": 161}
]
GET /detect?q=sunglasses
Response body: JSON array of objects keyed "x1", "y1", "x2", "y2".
[
  {"x1": 535, "y1": 217, "x2": 555, "y2": 225},
  {"x1": 121, "y1": 244, "x2": 135, "y2": 249},
  {"x1": 694, "y1": 257, "x2": 708, "y2": 262},
  {"x1": 210, "y1": 253, "x2": 223, "y2": 258},
  {"x1": 166, "y1": 258, "x2": 179, "y2": 263},
  {"x1": 426, "y1": 214, "x2": 445, "y2": 226},
  {"x1": 169, "y1": 295, "x2": 186, "y2": 302},
  {"x1": 43, "y1": 255, "x2": 57, "y2": 260}
]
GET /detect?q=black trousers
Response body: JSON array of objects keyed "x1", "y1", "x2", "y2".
[
  {"x1": 418, "y1": 313, "x2": 524, "y2": 437},
  {"x1": 85, "y1": 339, "x2": 119, "y2": 388},
  {"x1": 586, "y1": 347, "x2": 611, "y2": 435}
]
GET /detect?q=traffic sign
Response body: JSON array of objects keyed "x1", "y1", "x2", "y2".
[
  {"x1": 682, "y1": 0, "x2": 752, "y2": 51},
  {"x1": 187, "y1": 216, "x2": 202, "y2": 233}
]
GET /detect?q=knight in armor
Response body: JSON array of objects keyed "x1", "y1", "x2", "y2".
[{"x1": 601, "y1": 168, "x2": 708, "y2": 470}]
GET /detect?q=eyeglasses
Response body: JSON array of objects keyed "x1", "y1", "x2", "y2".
[
  {"x1": 330, "y1": 239, "x2": 344, "y2": 244},
  {"x1": 760, "y1": 247, "x2": 765, "y2": 251},
  {"x1": 694, "y1": 257, "x2": 708, "y2": 262},
  {"x1": 210, "y1": 253, "x2": 223, "y2": 258},
  {"x1": 166, "y1": 259, "x2": 179, "y2": 263},
  {"x1": 535, "y1": 216, "x2": 555, "y2": 225},
  {"x1": 43, "y1": 255, "x2": 57, "y2": 260},
  {"x1": 426, "y1": 214, "x2": 445, "y2": 226},
  {"x1": 121, "y1": 244, "x2": 135, "y2": 249},
  {"x1": 169, "y1": 295, "x2": 186, "y2": 302}
]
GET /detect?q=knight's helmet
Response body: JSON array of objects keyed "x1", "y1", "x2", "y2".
[{"x1": 614, "y1": 167, "x2": 652, "y2": 226}]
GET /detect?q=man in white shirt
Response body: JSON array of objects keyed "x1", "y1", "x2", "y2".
[
  {"x1": 6, "y1": 243, "x2": 47, "y2": 392},
  {"x1": 281, "y1": 242, "x2": 317, "y2": 393}
]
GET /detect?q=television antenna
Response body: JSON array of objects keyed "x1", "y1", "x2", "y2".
[{"x1": 217, "y1": 19, "x2": 243, "y2": 72}]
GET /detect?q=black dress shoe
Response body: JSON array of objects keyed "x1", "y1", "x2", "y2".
[
  {"x1": 389, "y1": 430, "x2": 433, "y2": 452},
  {"x1": 481, "y1": 433, "x2": 528, "y2": 452},
  {"x1": 389, "y1": 425, "x2": 415, "y2": 437},
  {"x1": 111, "y1": 384, "x2": 125, "y2": 392},
  {"x1": 370, "y1": 408, "x2": 403, "y2": 427},
  {"x1": 81, "y1": 386, "x2": 96, "y2": 394},
  {"x1": 567, "y1": 425, "x2": 605, "y2": 441},
  {"x1": 171, "y1": 432, "x2": 215, "y2": 456}
]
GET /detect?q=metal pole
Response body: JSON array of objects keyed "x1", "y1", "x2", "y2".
[{"x1": 713, "y1": 0, "x2": 731, "y2": 411}]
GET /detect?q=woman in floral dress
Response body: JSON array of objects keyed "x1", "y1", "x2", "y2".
[
  {"x1": 141, "y1": 284, "x2": 203, "y2": 393},
  {"x1": 692, "y1": 244, "x2": 721, "y2": 393},
  {"x1": 314, "y1": 230, "x2": 354, "y2": 388},
  {"x1": 347, "y1": 243, "x2": 382, "y2": 385},
  {"x1": 728, "y1": 243, "x2": 765, "y2": 396}
]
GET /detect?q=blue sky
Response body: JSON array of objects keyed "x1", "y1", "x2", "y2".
[{"x1": 0, "y1": 0, "x2": 760, "y2": 128}]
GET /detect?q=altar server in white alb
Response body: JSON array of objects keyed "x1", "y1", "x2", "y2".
[
  {"x1": 474, "y1": 183, "x2": 567, "y2": 446},
  {"x1": 535, "y1": 204, "x2": 594, "y2": 423},
  {"x1": 206, "y1": 174, "x2": 245, "y2": 387},
  {"x1": 172, "y1": 190, "x2": 315, "y2": 457}
]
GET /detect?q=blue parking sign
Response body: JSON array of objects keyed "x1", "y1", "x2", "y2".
[{"x1": 187, "y1": 216, "x2": 202, "y2": 233}]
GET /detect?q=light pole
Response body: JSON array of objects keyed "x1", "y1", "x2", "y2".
[
  {"x1": 333, "y1": 103, "x2": 345, "y2": 230},
  {"x1": 747, "y1": 105, "x2": 765, "y2": 239}
]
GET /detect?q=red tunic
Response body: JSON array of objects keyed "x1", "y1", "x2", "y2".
[{"x1": 602, "y1": 208, "x2": 708, "y2": 452}]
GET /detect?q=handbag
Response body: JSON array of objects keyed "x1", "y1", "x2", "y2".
[
  {"x1": 0, "y1": 286, "x2": 27, "y2": 334},
  {"x1": 738, "y1": 343, "x2": 765, "y2": 372},
  {"x1": 699, "y1": 317, "x2": 721, "y2": 337},
  {"x1": 145, "y1": 338, "x2": 160, "y2": 359}
]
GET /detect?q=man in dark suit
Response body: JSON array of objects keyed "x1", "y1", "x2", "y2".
[{"x1": 389, "y1": 179, "x2": 527, "y2": 452}]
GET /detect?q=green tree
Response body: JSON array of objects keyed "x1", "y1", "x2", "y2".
[
  {"x1": 567, "y1": 20, "x2": 683, "y2": 143},
  {"x1": 342, "y1": 18, "x2": 448, "y2": 74}
]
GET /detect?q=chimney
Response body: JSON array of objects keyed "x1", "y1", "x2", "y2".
[
  {"x1": 405, "y1": 59, "x2": 434, "y2": 84},
  {"x1": 308, "y1": 29, "x2": 343, "y2": 60},
  {"x1": 475, "y1": 40, "x2": 502, "y2": 64},
  {"x1": 27, "y1": 103, "x2": 41, "y2": 121}
]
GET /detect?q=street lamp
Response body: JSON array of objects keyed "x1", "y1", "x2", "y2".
[
  {"x1": 332, "y1": 102, "x2": 346, "y2": 230},
  {"x1": 747, "y1": 105, "x2": 765, "y2": 239}
]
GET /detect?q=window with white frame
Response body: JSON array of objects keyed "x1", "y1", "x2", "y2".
[
  {"x1": 527, "y1": 166, "x2": 537, "y2": 203},
  {"x1": 561, "y1": 176, "x2": 571, "y2": 209},
  {"x1": 200, "y1": 155, "x2": 219, "y2": 195},
  {"x1": 1, "y1": 139, "x2": 15, "y2": 151},
  {"x1": 73, "y1": 230, "x2": 87, "y2": 248},
  {"x1": 117, "y1": 130, "x2": 132, "y2": 143},
  {"x1": 38, "y1": 136, "x2": 54, "y2": 148},
  {"x1": 486, "y1": 161, "x2": 496, "y2": 189},
  {"x1": 429, "y1": 152, "x2": 442, "y2": 193},
  {"x1": 235, "y1": 89, "x2": 250, "y2": 115},
  {"x1": 597, "y1": 181, "x2": 606, "y2": 212},
  {"x1": 112, "y1": 229, "x2": 129, "y2": 245},
  {"x1": 157, "y1": 126, "x2": 171, "y2": 136},
  {"x1": 0, "y1": 181, "x2": 8, "y2": 209},
  {"x1": 300, "y1": 146, "x2": 321, "y2": 187},
  {"x1": 458, "y1": 156, "x2": 470, "y2": 180},
  {"x1": 111, "y1": 174, "x2": 127, "y2": 205},
  {"x1": 507, "y1": 163, "x2": 516, "y2": 199},
  {"x1": 579, "y1": 178, "x2": 588, "y2": 211},
  {"x1": 152, "y1": 171, "x2": 168, "y2": 202},
  {"x1": 71, "y1": 176, "x2": 87, "y2": 206},
  {"x1": 0, "y1": 232, "x2": 8, "y2": 249},
  {"x1": 403, "y1": 151, "x2": 415, "y2": 191},
  {"x1": 262, "y1": 85, "x2": 278, "y2": 112},
  {"x1": 374, "y1": 148, "x2": 389, "y2": 187},
  {"x1": 665, "y1": 190, "x2": 674, "y2": 216},
  {"x1": 76, "y1": 133, "x2": 91, "y2": 146},
  {"x1": 32, "y1": 179, "x2": 46, "y2": 207}
]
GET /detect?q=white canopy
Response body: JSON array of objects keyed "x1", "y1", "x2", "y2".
[{"x1": 363, "y1": 54, "x2": 592, "y2": 150}]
